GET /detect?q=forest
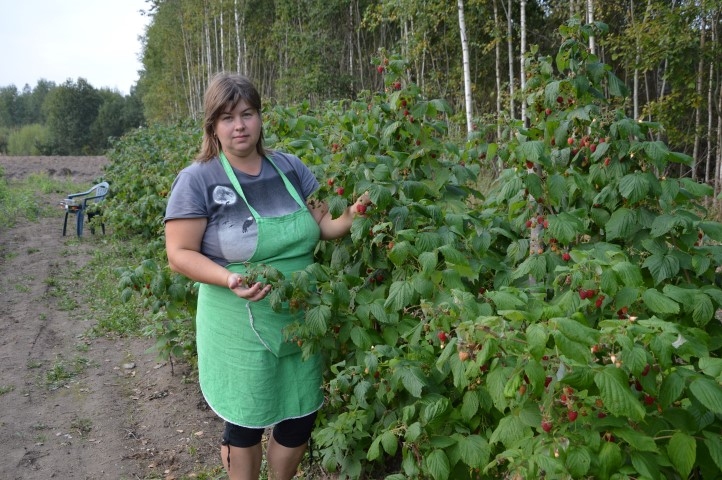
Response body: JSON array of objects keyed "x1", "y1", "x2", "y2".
[
  {"x1": 0, "y1": 79, "x2": 143, "y2": 156},
  {"x1": 136, "y1": 0, "x2": 722, "y2": 194},
  {"x1": 2, "y1": 0, "x2": 721, "y2": 198},
  {"x1": 92, "y1": 1, "x2": 722, "y2": 478}
]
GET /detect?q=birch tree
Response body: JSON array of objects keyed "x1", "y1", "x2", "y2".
[
  {"x1": 587, "y1": 0, "x2": 595, "y2": 54},
  {"x1": 458, "y1": 0, "x2": 473, "y2": 136},
  {"x1": 494, "y1": 0, "x2": 502, "y2": 139},
  {"x1": 692, "y1": 8, "x2": 706, "y2": 179},
  {"x1": 506, "y1": 0, "x2": 515, "y2": 119},
  {"x1": 520, "y1": 0, "x2": 527, "y2": 125}
]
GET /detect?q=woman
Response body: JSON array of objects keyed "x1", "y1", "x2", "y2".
[{"x1": 164, "y1": 73, "x2": 368, "y2": 480}]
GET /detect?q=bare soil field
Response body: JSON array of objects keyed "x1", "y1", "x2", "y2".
[{"x1": 0, "y1": 156, "x2": 223, "y2": 480}]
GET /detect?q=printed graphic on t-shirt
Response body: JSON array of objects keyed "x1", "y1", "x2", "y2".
[{"x1": 211, "y1": 185, "x2": 258, "y2": 261}]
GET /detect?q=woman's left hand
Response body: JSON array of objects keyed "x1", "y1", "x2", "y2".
[{"x1": 227, "y1": 273, "x2": 271, "y2": 301}]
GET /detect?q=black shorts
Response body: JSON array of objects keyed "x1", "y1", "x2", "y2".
[{"x1": 221, "y1": 411, "x2": 318, "y2": 449}]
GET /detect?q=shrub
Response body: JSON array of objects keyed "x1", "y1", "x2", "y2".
[{"x1": 104, "y1": 20, "x2": 722, "y2": 479}]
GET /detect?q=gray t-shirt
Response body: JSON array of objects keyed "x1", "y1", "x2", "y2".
[{"x1": 164, "y1": 151, "x2": 319, "y2": 266}]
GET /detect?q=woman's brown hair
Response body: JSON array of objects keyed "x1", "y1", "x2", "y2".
[{"x1": 197, "y1": 73, "x2": 266, "y2": 162}]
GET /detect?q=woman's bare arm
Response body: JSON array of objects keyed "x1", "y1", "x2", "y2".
[
  {"x1": 307, "y1": 193, "x2": 370, "y2": 240},
  {"x1": 165, "y1": 218, "x2": 270, "y2": 301}
]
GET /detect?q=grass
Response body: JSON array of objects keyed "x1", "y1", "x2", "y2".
[
  {"x1": 0, "y1": 171, "x2": 84, "y2": 228},
  {"x1": 0, "y1": 384, "x2": 14, "y2": 395},
  {"x1": 0, "y1": 170, "x2": 325, "y2": 479},
  {"x1": 45, "y1": 355, "x2": 92, "y2": 389},
  {"x1": 70, "y1": 417, "x2": 93, "y2": 437}
]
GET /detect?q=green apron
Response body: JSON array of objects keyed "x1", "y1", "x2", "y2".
[{"x1": 195, "y1": 153, "x2": 323, "y2": 428}]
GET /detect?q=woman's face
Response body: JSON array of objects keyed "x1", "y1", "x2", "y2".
[{"x1": 214, "y1": 99, "x2": 262, "y2": 162}]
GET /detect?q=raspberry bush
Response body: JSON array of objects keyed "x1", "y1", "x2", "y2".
[{"x1": 105, "y1": 20, "x2": 722, "y2": 479}]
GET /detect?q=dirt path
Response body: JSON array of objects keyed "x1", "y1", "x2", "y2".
[{"x1": 0, "y1": 157, "x2": 222, "y2": 480}]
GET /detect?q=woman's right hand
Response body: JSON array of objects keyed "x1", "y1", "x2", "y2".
[{"x1": 227, "y1": 273, "x2": 272, "y2": 301}]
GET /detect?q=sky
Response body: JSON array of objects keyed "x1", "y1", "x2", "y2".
[{"x1": 0, "y1": 0, "x2": 151, "y2": 95}]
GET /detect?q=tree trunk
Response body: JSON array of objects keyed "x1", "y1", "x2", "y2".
[
  {"x1": 506, "y1": 0, "x2": 515, "y2": 120},
  {"x1": 494, "y1": 0, "x2": 502, "y2": 140},
  {"x1": 716, "y1": 69, "x2": 722, "y2": 207},
  {"x1": 520, "y1": 0, "x2": 527, "y2": 126},
  {"x1": 234, "y1": 0, "x2": 241, "y2": 73},
  {"x1": 587, "y1": 0, "x2": 595, "y2": 54},
  {"x1": 693, "y1": 11, "x2": 706, "y2": 181},
  {"x1": 631, "y1": 0, "x2": 639, "y2": 120},
  {"x1": 458, "y1": 0, "x2": 473, "y2": 136},
  {"x1": 205, "y1": 3, "x2": 212, "y2": 81},
  {"x1": 705, "y1": 60, "x2": 713, "y2": 185},
  {"x1": 219, "y1": 7, "x2": 225, "y2": 73},
  {"x1": 707, "y1": 10, "x2": 722, "y2": 202}
]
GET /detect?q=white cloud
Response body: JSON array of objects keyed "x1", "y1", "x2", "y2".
[{"x1": 0, "y1": 0, "x2": 150, "y2": 94}]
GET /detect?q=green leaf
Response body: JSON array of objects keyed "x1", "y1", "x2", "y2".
[
  {"x1": 554, "y1": 317, "x2": 600, "y2": 344},
  {"x1": 381, "y1": 431, "x2": 398, "y2": 456},
  {"x1": 461, "y1": 390, "x2": 479, "y2": 421},
  {"x1": 457, "y1": 435, "x2": 490, "y2": 469},
  {"x1": 525, "y1": 172, "x2": 544, "y2": 199},
  {"x1": 630, "y1": 451, "x2": 661, "y2": 480},
  {"x1": 689, "y1": 377, "x2": 722, "y2": 414},
  {"x1": 605, "y1": 208, "x2": 637, "y2": 241},
  {"x1": 681, "y1": 177, "x2": 713, "y2": 198},
  {"x1": 489, "y1": 415, "x2": 526, "y2": 448},
  {"x1": 548, "y1": 212, "x2": 584, "y2": 244},
  {"x1": 598, "y1": 441, "x2": 623, "y2": 478},
  {"x1": 387, "y1": 241, "x2": 414, "y2": 266},
  {"x1": 668, "y1": 431, "x2": 696, "y2": 478},
  {"x1": 699, "y1": 357, "x2": 722, "y2": 379},
  {"x1": 566, "y1": 446, "x2": 591, "y2": 477},
  {"x1": 372, "y1": 163, "x2": 392, "y2": 181},
  {"x1": 353, "y1": 380, "x2": 371, "y2": 408},
  {"x1": 425, "y1": 449, "x2": 451, "y2": 480},
  {"x1": 547, "y1": 174, "x2": 567, "y2": 206},
  {"x1": 418, "y1": 251, "x2": 438, "y2": 272},
  {"x1": 306, "y1": 305, "x2": 331, "y2": 334},
  {"x1": 612, "y1": 261, "x2": 643, "y2": 286},
  {"x1": 384, "y1": 281, "x2": 415, "y2": 311},
  {"x1": 439, "y1": 244, "x2": 468, "y2": 267},
  {"x1": 618, "y1": 173, "x2": 649, "y2": 204},
  {"x1": 642, "y1": 253, "x2": 680, "y2": 285},
  {"x1": 594, "y1": 366, "x2": 645, "y2": 421},
  {"x1": 369, "y1": 301, "x2": 391, "y2": 324},
  {"x1": 607, "y1": 71, "x2": 628, "y2": 97},
  {"x1": 625, "y1": 346, "x2": 648, "y2": 375},
  {"x1": 394, "y1": 364, "x2": 426, "y2": 398},
  {"x1": 650, "y1": 213, "x2": 683, "y2": 238},
  {"x1": 615, "y1": 429, "x2": 658, "y2": 452},
  {"x1": 699, "y1": 221, "x2": 722, "y2": 242},
  {"x1": 553, "y1": 331, "x2": 592, "y2": 363},
  {"x1": 486, "y1": 367, "x2": 511, "y2": 411},
  {"x1": 662, "y1": 284, "x2": 695, "y2": 306},
  {"x1": 667, "y1": 151, "x2": 693, "y2": 165},
  {"x1": 641, "y1": 288, "x2": 680, "y2": 315},
  {"x1": 643, "y1": 141, "x2": 669, "y2": 163},
  {"x1": 367, "y1": 436, "x2": 381, "y2": 461},
  {"x1": 486, "y1": 290, "x2": 526, "y2": 310},
  {"x1": 405, "y1": 422, "x2": 422, "y2": 442},
  {"x1": 526, "y1": 323, "x2": 549, "y2": 360},
  {"x1": 590, "y1": 140, "x2": 610, "y2": 162},
  {"x1": 327, "y1": 194, "x2": 348, "y2": 218},
  {"x1": 350, "y1": 325, "x2": 372, "y2": 349},
  {"x1": 692, "y1": 293, "x2": 714, "y2": 326},
  {"x1": 517, "y1": 140, "x2": 545, "y2": 163},
  {"x1": 702, "y1": 432, "x2": 722, "y2": 472}
]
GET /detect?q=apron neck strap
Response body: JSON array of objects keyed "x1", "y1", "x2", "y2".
[{"x1": 219, "y1": 152, "x2": 306, "y2": 219}]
